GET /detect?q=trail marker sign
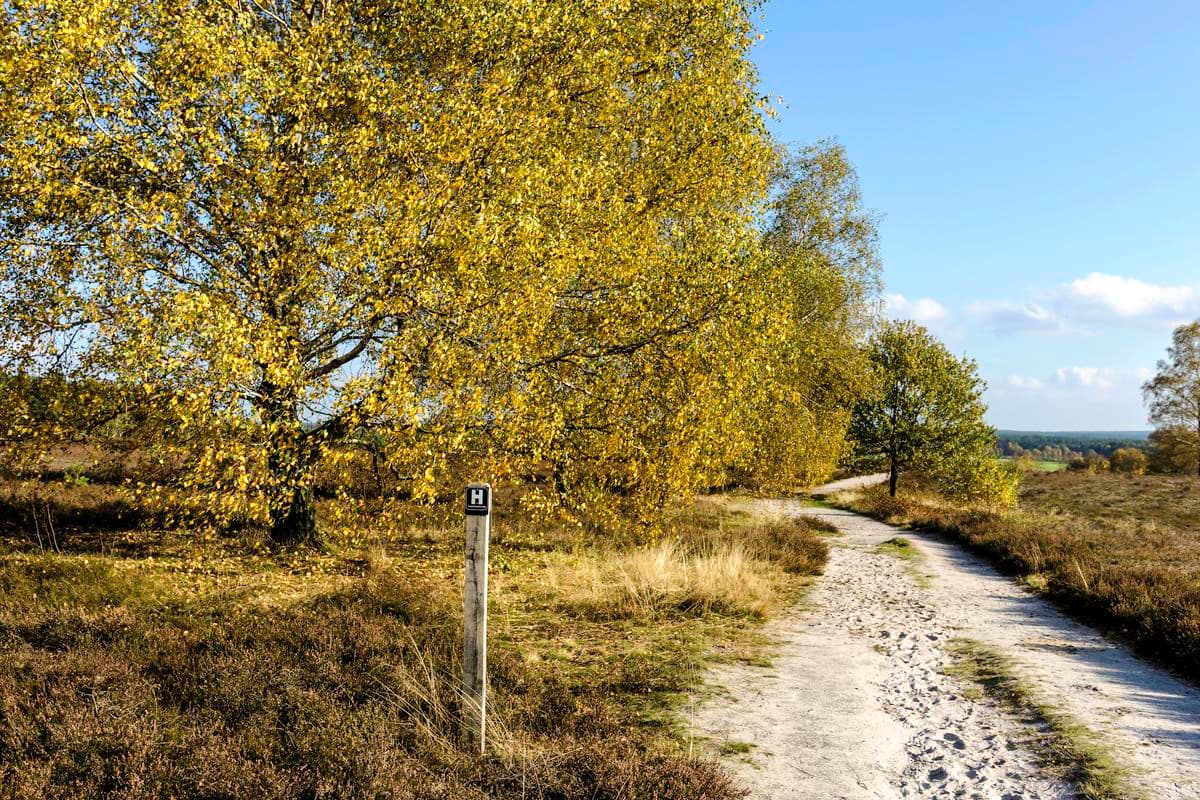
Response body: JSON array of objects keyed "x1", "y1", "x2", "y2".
[
  {"x1": 461, "y1": 482, "x2": 491, "y2": 752},
  {"x1": 465, "y1": 485, "x2": 490, "y2": 516}
]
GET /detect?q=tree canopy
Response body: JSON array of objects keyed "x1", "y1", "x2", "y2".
[
  {"x1": 849, "y1": 321, "x2": 1013, "y2": 504},
  {"x1": 1, "y1": 1, "x2": 886, "y2": 542},
  {"x1": 728, "y1": 141, "x2": 880, "y2": 490},
  {"x1": 1148, "y1": 426, "x2": 1200, "y2": 476}
]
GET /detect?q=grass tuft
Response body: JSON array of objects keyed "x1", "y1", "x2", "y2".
[
  {"x1": 878, "y1": 536, "x2": 918, "y2": 560},
  {"x1": 546, "y1": 517, "x2": 830, "y2": 621},
  {"x1": 876, "y1": 536, "x2": 933, "y2": 587},
  {"x1": 548, "y1": 541, "x2": 778, "y2": 620},
  {"x1": 718, "y1": 740, "x2": 755, "y2": 756}
]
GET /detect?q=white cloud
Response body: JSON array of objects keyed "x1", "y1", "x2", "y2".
[
  {"x1": 1062, "y1": 272, "x2": 1196, "y2": 320},
  {"x1": 885, "y1": 293, "x2": 947, "y2": 325},
  {"x1": 1002, "y1": 365, "x2": 1152, "y2": 394},
  {"x1": 1053, "y1": 366, "x2": 1116, "y2": 390},
  {"x1": 967, "y1": 272, "x2": 1199, "y2": 336},
  {"x1": 1006, "y1": 375, "x2": 1043, "y2": 389},
  {"x1": 966, "y1": 301, "x2": 1062, "y2": 335}
]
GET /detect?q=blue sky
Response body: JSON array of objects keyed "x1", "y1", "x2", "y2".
[{"x1": 751, "y1": 1, "x2": 1200, "y2": 430}]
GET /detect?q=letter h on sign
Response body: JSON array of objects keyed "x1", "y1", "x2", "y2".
[{"x1": 465, "y1": 485, "x2": 490, "y2": 516}]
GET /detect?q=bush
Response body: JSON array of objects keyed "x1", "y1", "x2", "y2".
[
  {"x1": 934, "y1": 456, "x2": 1019, "y2": 508},
  {"x1": 1067, "y1": 454, "x2": 1109, "y2": 473},
  {"x1": 1109, "y1": 447, "x2": 1148, "y2": 475},
  {"x1": 738, "y1": 521, "x2": 830, "y2": 575}
]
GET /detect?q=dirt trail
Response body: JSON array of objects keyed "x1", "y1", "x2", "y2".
[{"x1": 690, "y1": 484, "x2": 1200, "y2": 799}]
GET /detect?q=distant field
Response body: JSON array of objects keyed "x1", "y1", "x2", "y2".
[
  {"x1": 1020, "y1": 470, "x2": 1200, "y2": 534},
  {"x1": 1000, "y1": 457, "x2": 1067, "y2": 472},
  {"x1": 836, "y1": 470, "x2": 1200, "y2": 682}
]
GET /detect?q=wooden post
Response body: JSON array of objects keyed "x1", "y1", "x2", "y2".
[{"x1": 462, "y1": 482, "x2": 491, "y2": 752}]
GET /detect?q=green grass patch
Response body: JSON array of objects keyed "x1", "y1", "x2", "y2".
[
  {"x1": 876, "y1": 536, "x2": 933, "y2": 587},
  {"x1": 1000, "y1": 457, "x2": 1068, "y2": 472},
  {"x1": 718, "y1": 740, "x2": 755, "y2": 756},
  {"x1": 878, "y1": 536, "x2": 919, "y2": 561},
  {"x1": 801, "y1": 496, "x2": 836, "y2": 509},
  {"x1": 945, "y1": 639, "x2": 1141, "y2": 800}
]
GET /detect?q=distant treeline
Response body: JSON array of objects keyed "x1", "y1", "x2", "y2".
[{"x1": 996, "y1": 430, "x2": 1150, "y2": 461}]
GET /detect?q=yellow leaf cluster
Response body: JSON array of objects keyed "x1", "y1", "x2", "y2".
[{"x1": 1, "y1": 1, "x2": 878, "y2": 538}]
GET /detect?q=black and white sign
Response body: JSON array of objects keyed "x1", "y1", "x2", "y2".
[{"x1": 465, "y1": 485, "x2": 491, "y2": 516}]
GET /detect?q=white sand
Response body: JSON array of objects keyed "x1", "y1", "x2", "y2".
[{"x1": 690, "y1": 482, "x2": 1200, "y2": 798}]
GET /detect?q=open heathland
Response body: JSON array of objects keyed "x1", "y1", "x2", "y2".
[
  {"x1": 0, "y1": 478, "x2": 830, "y2": 799},
  {"x1": 1020, "y1": 470, "x2": 1200, "y2": 532},
  {"x1": 833, "y1": 470, "x2": 1200, "y2": 682}
]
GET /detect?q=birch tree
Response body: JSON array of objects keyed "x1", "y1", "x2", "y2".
[
  {"x1": 1144, "y1": 321, "x2": 1200, "y2": 478},
  {"x1": 0, "y1": 0, "x2": 772, "y2": 542}
]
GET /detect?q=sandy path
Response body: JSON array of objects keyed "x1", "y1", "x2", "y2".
[
  {"x1": 691, "y1": 488, "x2": 1200, "y2": 798},
  {"x1": 806, "y1": 472, "x2": 890, "y2": 496}
]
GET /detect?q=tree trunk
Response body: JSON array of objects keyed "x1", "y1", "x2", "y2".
[
  {"x1": 270, "y1": 483, "x2": 318, "y2": 546},
  {"x1": 889, "y1": 454, "x2": 899, "y2": 498},
  {"x1": 265, "y1": 437, "x2": 319, "y2": 546},
  {"x1": 552, "y1": 458, "x2": 569, "y2": 497},
  {"x1": 260, "y1": 379, "x2": 320, "y2": 547}
]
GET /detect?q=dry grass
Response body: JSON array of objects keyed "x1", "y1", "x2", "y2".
[
  {"x1": 546, "y1": 541, "x2": 780, "y2": 620},
  {"x1": 544, "y1": 507, "x2": 829, "y2": 622},
  {"x1": 0, "y1": 475, "x2": 829, "y2": 799},
  {"x1": 1020, "y1": 470, "x2": 1200, "y2": 532},
  {"x1": 836, "y1": 471, "x2": 1200, "y2": 682}
]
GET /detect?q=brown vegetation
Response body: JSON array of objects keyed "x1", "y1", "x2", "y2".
[
  {"x1": 1149, "y1": 426, "x2": 1200, "y2": 476},
  {"x1": 0, "y1": 479, "x2": 829, "y2": 798},
  {"x1": 834, "y1": 470, "x2": 1200, "y2": 682}
]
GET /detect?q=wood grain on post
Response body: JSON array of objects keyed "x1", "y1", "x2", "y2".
[{"x1": 462, "y1": 482, "x2": 491, "y2": 752}]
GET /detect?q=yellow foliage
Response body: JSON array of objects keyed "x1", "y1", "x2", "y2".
[{"x1": 0, "y1": 2, "x2": 878, "y2": 540}]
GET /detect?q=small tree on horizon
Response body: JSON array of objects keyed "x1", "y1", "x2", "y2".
[
  {"x1": 849, "y1": 321, "x2": 1009, "y2": 503},
  {"x1": 1143, "y1": 321, "x2": 1200, "y2": 478}
]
